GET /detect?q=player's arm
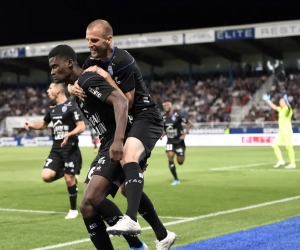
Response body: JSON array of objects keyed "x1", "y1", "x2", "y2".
[
  {"x1": 67, "y1": 121, "x2": 85, "y2": 137},
  {"x1": 160, "y1": 130, "x2": 166, "y2": 140},
  {"x1": 82, "y1": 76, "x2": 128, "y2": 160},
  {"x1": 85, "y1": 65, "x2": 135, "y2": 109},
  {"x1": 184, "y1": 119, "x2": 193, "y2": 135},
  {"x1": 24, "y1": 112, "x2": 50, "y2": 130},
  {"x1": 180, "y1": 117, "x2": 193, "y2": 140},
  {"x1": 69, "y1": 108, "x2": 85, "y2": 136},
  {"x1": 81, "y1": 76, "x2": 128, "y2": 141},
  {"x1": 105, "y1": 90, "x2": 128, "y2": 141},
  {"x1": 262, "y1": 94, "x2": 278, "y2": 111},
  {"x1": 24, "y1": 121, "x2": 48, "y2": 130},
  {"x1": 61, "y1": 108, "x2": 85, "y2": 147}
]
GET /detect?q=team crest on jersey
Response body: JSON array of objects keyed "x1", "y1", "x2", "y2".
[
  {"x1": 142, "y1": 96, "x2": 150, "y2": 103},
  {"x1": 108, "y1": 66, "x2": 113, "y2": 76},
  {"x1": 172, "y1": 116, "x2": 176, "y2": 121},
  {"x1": 62, "y1": 106, "x2": 67, "y2": 112}
]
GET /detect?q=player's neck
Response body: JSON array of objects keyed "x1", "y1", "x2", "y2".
[
  {"x1": 69, "y1": 66, "x2": 84, "y2": 84},
  {"x1": 56, "y1": 95, "x2": 67, "y2": 105},
  {"x1": 166, "y1": 110, "x2": 173, "y2": 116},
  {"x1": 100, "y1": 46, "x2": 113, "y2": 61}
]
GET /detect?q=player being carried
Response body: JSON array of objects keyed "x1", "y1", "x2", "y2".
[
  {"x1": 262, "y1": 93, "x2": 296, "y2": 169},
  {"x1": 49, "y1": 44, "x2": 176, "y2": 250},
  {"x1": 24, "y1": 82, "x2": 85, "y2": 219},
  {"x1": 160, "y1": 100, "x2": 193, "y2": 185},
  {"x1": 68, "y1": 19, "x2": 177, "y2": 248}
]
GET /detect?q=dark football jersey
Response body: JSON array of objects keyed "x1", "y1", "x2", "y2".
[
  {"x1": 162, "y1": 112, "x2": 189, "y2": 144},
  {"x1": 43, "y1": 100, "x2": 83, "y2": 147},
  {"x1": 77, "y1": 72, "x2": 132, "y2": 150},
  {"x1": 82, "y1": 47, "x2": 156, "y2": 118}
]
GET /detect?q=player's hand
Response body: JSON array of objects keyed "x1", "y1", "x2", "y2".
[
  {"x1": 24, "y1": 122, "x2": 31, "y2": 130},
  {"x1": 262, "y1": 94, "x2": 271, "y2": 102},
  {"x1": 142, "y1": 162, "x2": 148, "y2": 172},
  {"x1": 283, "y1": 94, "x2": 291, "y2": 106},
  {"x1": 109, "y1": 139, "x2": 124, "y2": 161},
  {"x1": 61, "y1": 134, "x2": 70, "y2": 147},
  {"x1": 179, "y1": 134, "x2": 186, "y2": 140},
  {"x1": 71, "y1": 81, "x2": 86, "y2": 101},
  {"x1": 84, "y1": 66, "x2": 110, "y2": 78}
]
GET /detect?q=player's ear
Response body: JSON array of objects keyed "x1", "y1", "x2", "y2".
[
  {"x1": 67, "y1": 59, "x2": 74, "y2": 68},
  {"x1": 107, "y1": 35, "x2": 112, "y2": 45}
]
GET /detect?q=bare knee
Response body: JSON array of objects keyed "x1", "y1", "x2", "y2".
[
  {"x1": 64, "y1": 174, "x2": 75, "y2": 187},
  {"x1": 41, "y1": 169, "x2": 56, "y2": 183},
  {"x1": 167, "y1": 152, "x2": 175, "y2": 162},
  {"x1": 80, "y1": 192, "x2": 102, "y2": 217},
  {"x1": 177, "y1": 156, "x2": 185, "y2": 165},
  {"x1": 80, "y1": 198, "x2": 95, "y2": 218}
]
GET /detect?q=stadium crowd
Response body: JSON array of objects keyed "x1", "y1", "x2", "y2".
[
  {"x1": 244, "y1": 73, "x2": 300, "y2": 122},
  {"x1": 0, "y1": 75, "x2": 267, "y2": 136}
]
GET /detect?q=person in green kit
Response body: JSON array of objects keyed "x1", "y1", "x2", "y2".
[{"x1": 262, "y1": 94, "x2": 296, "y2": 169}]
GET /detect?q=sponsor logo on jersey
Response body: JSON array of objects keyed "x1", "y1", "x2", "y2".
[{"x1": 108, "y1": 65, "x2": 113, "y2": 76}]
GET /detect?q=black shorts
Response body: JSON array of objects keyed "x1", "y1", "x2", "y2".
[
  {"x1": 165, "y1": 141, "x2": 186, "y2": 156},
  {"x1": 128, "y1": 109, "x2": 163, "y2": 158},
  {"x1": 43, "y1": 142, "x2": 82, "y2": 175},
  {"x1": 84, "y1": 151, "x2": 148, "y2": 197},
  {"x1": 84, "y1": 151, "x2": 125, "y2": 198}
]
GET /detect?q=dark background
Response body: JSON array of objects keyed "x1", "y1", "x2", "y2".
[{"x1": 0, "y1": 0, "x2": 298, "y2": 46}]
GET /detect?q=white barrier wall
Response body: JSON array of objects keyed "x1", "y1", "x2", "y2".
[
  {"x1": 1, "y1": 134, "x2": 300, "y2": 147},
  {"x1": 77, "y1": 134, "x2": 300, "y2": 147}
]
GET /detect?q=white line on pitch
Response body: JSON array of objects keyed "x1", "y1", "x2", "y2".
[
  {"x1": 211, "y1": 159, "x2": 300, "y2": 171},
  {"x1": 0, "y1": 208, "x2": 65, "y2": 214},
  {"x1": 217, "y1": 169, "x2": 300, "y2": 172},
  {"x1": 0, "y1": 208, "x2": 186, "y2": 220},
  {"x1": 30, "y1": 195, "x2": 300, "y2": 250}
]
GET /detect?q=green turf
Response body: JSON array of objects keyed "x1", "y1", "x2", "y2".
[{"x1": 1, "y1": 146, "x2": 300, "y2": 250}]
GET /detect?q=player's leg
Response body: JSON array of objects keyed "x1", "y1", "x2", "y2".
[
  {"x1": 80, "y1": 175, "x2": 115, "y2": 250},
  {"x1": 63, "y1": 172, "x2": 78, "y2": 219},
  {"x1": 121, "y1": 136, "x2": 145, "y2": 219},
  {"x1": 41, "y1": 150, "x2": 63, "y2": 182},
  {"x1": 108, "y1": 119, "x2": 163, "y2": 235},
  {"x1": 63, "y1": 147, "x2": 83, "y2": 219},
  {"x1": 84, "y1": 157, "x2": 147, "y2": 249},
  {"x1": 176, "y1": 141, "x2": 186, "y2": 165},
  {"x1": 166, "y1": 148, "x2": 179, "y2": 185},
  {"x1": 284, "y1": 133, "x2": 296, "y2": 169},
  {"x1": 272, "y1": 133, "x2": 285, "y2": 168},
  {"x1": 119, "y1": 161, "x2": 177, "y2": 248}
]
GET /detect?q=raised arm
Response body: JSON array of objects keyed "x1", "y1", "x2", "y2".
[
  {"x1": 24, "y1": 120, "x2": 48, "y2": 130},
  {"x1": 262, "y1": 94, "x2": 278, "y2": 111}
]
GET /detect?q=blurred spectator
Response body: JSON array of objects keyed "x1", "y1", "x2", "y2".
[
  {"x1": 244, "y1": 73, "x2": 300, "y2": 122},
  {"x1": 0, "y1": 75, "x2": 265, "y2": 131}
]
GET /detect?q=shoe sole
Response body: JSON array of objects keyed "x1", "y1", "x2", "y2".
[{"x1": 106, "y1": 229, "x2": 142, "y2": 236}]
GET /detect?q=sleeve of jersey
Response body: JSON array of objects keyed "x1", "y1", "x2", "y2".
[
  {"x1": 82, "y1": 76, "x2": 116, "y2": 103},
  {"x1": 72, "y1": 108, "x2": 84, "y2": 123},
  {"x1": 180, "y1": 116, "x2": 188, "y2": 124},
  {"x1": 43, "y1": 110, "x2": 51, "y2": 124},
  {"x1": 115, "y1": 57, "x2": 135, "y2": 93}
]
